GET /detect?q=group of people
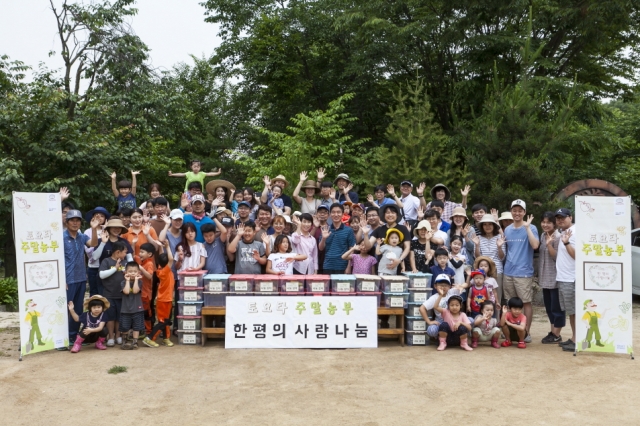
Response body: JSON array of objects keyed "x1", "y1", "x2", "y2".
[{"x1": 59, "y1": 160, "x2": 577, "y2": 352}]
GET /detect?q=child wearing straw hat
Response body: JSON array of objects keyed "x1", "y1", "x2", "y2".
[
  {"x1": 67, "y1": 295, "x2": 110, "y2": 353},
  {"x1": 375, "y1": 228, "x2": 405, "y2": 275}
]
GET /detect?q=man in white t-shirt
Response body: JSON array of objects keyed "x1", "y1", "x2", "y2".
[
  {"x1": 553, "y1": 208, "x2": 577, "y2": 352},
  {"x1": 389, "y1": 180, "x2": 420, "y2": 225},
  {"x1": 419, "y1": 274, "x2": 463, "y2": 338}
]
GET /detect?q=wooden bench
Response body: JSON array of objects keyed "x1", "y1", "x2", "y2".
[
  {"x1": 201, "y1": 306, "x2": 226, "y2": 347},
  {"x1": 376, "y1": 307, "x2": 405, "y2": 346},
  {"x1": 201, "y1": 306, "x2": 405, "y2": 346}
]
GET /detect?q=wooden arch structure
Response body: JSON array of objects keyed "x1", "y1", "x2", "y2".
[{"x1": 556, "y1": 179, "x2": 640, "y2": 228}]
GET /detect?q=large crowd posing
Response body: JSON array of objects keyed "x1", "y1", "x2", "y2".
[{"x1": 56, "y1": 159, "x2": 578, "y2": 353}]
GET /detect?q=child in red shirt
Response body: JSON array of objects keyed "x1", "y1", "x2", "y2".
[
  {"x1": 467, "y1": 269, "x2": 496, "y2": 318},
  {"x1": 147, "y1": 240, "x2": 175, "y2": 347},
  {"x1": 500, "y1": 297, "x2": 527, "y2": 348}
]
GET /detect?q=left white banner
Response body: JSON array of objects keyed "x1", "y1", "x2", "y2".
[
  {"x1": 13, "y1": 192, "x2": 68, "y2": 354},
  {"x1": 225, "y1": 296, "x2": 378, "y2": 349}
]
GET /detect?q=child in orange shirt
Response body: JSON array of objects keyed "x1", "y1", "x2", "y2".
[
  {"x1": 146, "y1": 240, "x2": 175, "y2": 347},
  {"x1": 138, "y1": 243, "x2": 156, "y2": 338}
]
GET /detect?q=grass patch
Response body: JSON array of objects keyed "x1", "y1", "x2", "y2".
[{"x1": 107, "y1": 365, "x2": 128, "y2": 375}]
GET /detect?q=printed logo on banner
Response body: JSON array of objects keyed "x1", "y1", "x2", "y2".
[{"x1": 225, "y1": 296, "x2": 378, "y2": 349}]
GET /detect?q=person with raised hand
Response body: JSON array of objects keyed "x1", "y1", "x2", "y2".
[
  {"x1": 110, "y1": 170, "x2": 139, "y2": 210},
  {"x1": 293, "y1": 171, "x2": 322, "y2": 214},
  {"x1": 502, "y1": 200, "x2": 539, "y2": 344}
]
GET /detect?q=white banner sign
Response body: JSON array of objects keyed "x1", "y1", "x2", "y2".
[
  {"x1": 225, "y1": 296, "x2": 378, "y2": 348},
  {"x1": 13, "y1": 192, "x2": 68, "y2": 354},
  {"x1": 575, "y1": 196, "x2": 633, "y2": 356}
]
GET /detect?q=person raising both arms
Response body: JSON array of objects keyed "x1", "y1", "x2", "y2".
[
  {"x1": 292, "y1": 171, "x2": 322, "y2": 214},
  {"x1": 168, "y1": 159, "x2": 221, "y2": 192},
  {"x1": 420, "y1": 182, "x2": 470, "y2": 223}
]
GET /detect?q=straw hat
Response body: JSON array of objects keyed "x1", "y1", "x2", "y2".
[
  {"x1": 83, "y1": 295, "x2": 110, "y2": 311},
  {"x1": 206, "y1": 180, "x2": 236, "y2": 196},
  {"x1": 272, "y1": 175, "x2": 290, "y2": 188},
  {"x1": 413, "y1": 220, "x2": 432, "y2": 237},
  {"x1": 104, "y1": 218, "x2": 128, "y2": 234},
  {"x1": 451, "y1": 206, "x2": 468, "y2": 219},
  {"x1": 478, "y1": 214, "x2": 499, "y2": 225},
  {"x1": 301, "y1": 179, "x2": 320, "y2": 193},
  {"x1": 498, "y1": 212, "x2": 513, "y2": 222}
]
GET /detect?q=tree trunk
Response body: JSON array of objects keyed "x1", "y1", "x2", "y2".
[{"x1": 3, "y1": 222, "x2": 17, "y2": 278}]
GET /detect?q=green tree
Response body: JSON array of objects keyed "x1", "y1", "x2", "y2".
[
  {"x1": 240, "y1": 93, "x2": 369, "y2": 189},
  {"x1": 460, "y1": 70, "x2": 580, "y2": 217},
  {"x1": 371, "y1": 77, "x2": 470, "y2": 190}
]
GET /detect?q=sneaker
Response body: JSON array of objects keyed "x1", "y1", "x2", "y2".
[
  {"x1": 541, "y1": 333, "x2": 562, "y2": 344},
  {"x1": 558, "y1": 339, "x2": 573, "y2": 347},
  {"x1": 501, "y1": 340, "x2": 512, "y2": 347},
  {"x1": 106, "y1": 339, "x2": 115, "y2": 347},
  {"x1": 491, "y1": 340, "x2": 500, "y2": 349},
  {"x1": 524, "y1": 333, "x2": 532, "y2": 343},
  {"x1": 517, "y1": 341, "x2": 527, "y2": 349},
  {"x1": 116, "y1": 337, "x2": 123, "y2": 345},
  {"x1": 562, "y1": 341, "x2": 576, "y2": 352},
  {"x1": 162, "y1": 339, "x2": 174, "y2": 347},
  {"x1": 142, "y1": 337, "x2": 159, "y2": 348}
]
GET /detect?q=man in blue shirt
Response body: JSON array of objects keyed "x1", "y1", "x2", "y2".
[
  {"x1": 180, "y1": 194, "x2": 215, "y2": 243},
  {"x1": 319, "y1": 203, "x2": 356, "y2": 274},
  {"x1": 63, "y1": 210, "x2": 100, "y2": 347},
  {"x1": 502, "y1": 199, "x2": 540, "y2": 343}
]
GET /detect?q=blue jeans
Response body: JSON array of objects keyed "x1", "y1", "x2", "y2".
[
  {"x1": 87, "y1": 267, "x2": 102, "y2": 297},
  {"x1": 543, "y1": 288, "x2": 566, "y2": 328},
  {"x1": 67, "y1": 281, "x2": 86, "y2": 342}
]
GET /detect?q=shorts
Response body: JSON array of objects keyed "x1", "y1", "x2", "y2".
[
  {"x1": 106, "y1": 298, "x2": 122, "y2": 322},
  {"x1": 119, "y1": 311, "x2": 145, "y2": 332},
  {"x1": 557, "y1": 281, "x2": 575, "y2": 316},
  {"x1": 472, "y1": 327, "x2": 501, "y2": 341},
  {"x1": 507, "y1": 325, "x2": 524, "y2": 342},
  {"x1": 503, "y1": 276, "x2": 533, "y2": 303}
]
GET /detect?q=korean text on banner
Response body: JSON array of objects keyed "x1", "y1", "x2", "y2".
[
  {"x1": 225, "y1": 296, "x2": 378, "y2": 349},
  {"x1": 575, "y1": 196, "x2": 633, "y2": 356},
  {"x1": 13, "y1": 192, "x2": 68, "y2": 354}
]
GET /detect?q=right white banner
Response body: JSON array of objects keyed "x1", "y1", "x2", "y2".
[{"x1": 574, "y1": 196, "x2": 633, "y2": 356}]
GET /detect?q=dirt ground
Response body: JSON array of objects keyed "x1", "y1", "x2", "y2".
[{"x1": 2, "y1": 300, "x2": 640, "y2": 426}]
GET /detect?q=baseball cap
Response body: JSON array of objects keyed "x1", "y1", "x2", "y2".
[
  {"x1": 434, "y1": 274, "x2": 451, "y2": 285},
  {"x1": 511, "y1": 199, "x2": 526, "y2": 210},
  {"x1": 237, "y1": 201, "x2": 251, "y2": 209},
  {"x1": 191, "y1": 194, "x2": 205, "y2": 204},
  {"x1": 555, "y1": 208, "x2": 572, "y2": 218},
  {"x1": 400, "y1": 180, "x2": 414, "y2": 187},
  {"x1": 470, "y1": 269, "x2": 486, "y2": 278},
  {"x1": 221, "y1": 217, "x2": 234, "y2": 227},
  {"x1": 169, "y1": 209, "x2": 184, "y2": 220},
  {"x1": 317, "y1": 204, "x2": 330, "y2": 212},
  {"x1": 65, "y1": 210, "x2": 83, "y2": 222}
]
